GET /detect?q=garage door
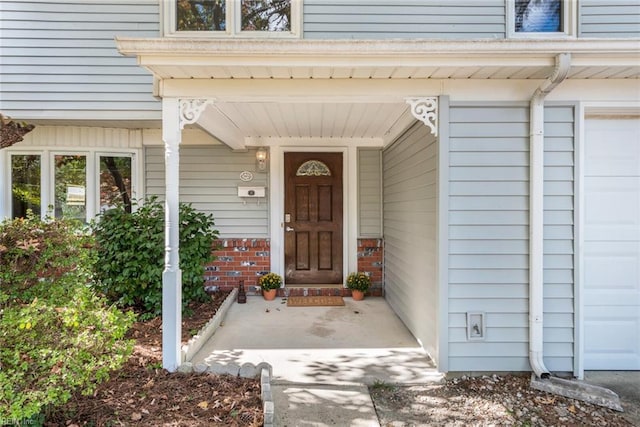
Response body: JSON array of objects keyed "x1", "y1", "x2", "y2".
[{"x1": 583, "y1": 117, "x2": 640, "y2": 370}]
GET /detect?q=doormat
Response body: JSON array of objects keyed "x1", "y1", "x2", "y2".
[{"x1": 287, "y1": 296, "x2": 345, "y2": 307}]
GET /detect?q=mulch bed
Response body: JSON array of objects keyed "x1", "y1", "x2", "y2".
[
  {"x1": 371, "y1": 374, "x2": 633, "y2": 426},
  {"x1": 45, "y1": 291, "x2": 263, "y2": 426}
]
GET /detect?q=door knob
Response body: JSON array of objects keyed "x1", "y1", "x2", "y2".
[{"x1": 286, "y1": 226, "x2": 295, "y2": 232}]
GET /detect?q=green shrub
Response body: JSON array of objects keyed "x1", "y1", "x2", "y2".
[
  {"x1": 0, "y1": 215, "x2": 134, "y2": 422},
  {"x1": 92, "y1": 197, "x2": 219, "y2": 318},
  {"x1": 0, "y1": 212, "x2": 93, "y2": 303}
]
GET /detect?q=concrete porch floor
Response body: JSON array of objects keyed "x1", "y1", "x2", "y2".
[
  {"x1": 191, "y1": 295, "x2": 442, "y2": 386},
  {"x1": 192, "y1": 295, "x2": 441, "y2": 426}
]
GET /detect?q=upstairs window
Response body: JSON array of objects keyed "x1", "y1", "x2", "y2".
[
  {"x1": 508, "y1": 0, "x2": 575, "y2": 38},
  {"x1": 168, "y1": 0, "x2": 299, "y2": 37}
]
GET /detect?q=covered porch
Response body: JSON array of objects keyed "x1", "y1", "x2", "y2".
[{"x1": 115, "y1": 38, "x2": 640, "y2": 374}]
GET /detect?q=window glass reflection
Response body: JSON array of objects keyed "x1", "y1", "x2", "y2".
[
  {"x1": 100, "y1": 156, "x2": 132, "y2": 213},
  {"x1": 515, "y1": 0, "x2": 562, "y2": 33},
  {"x1": 54, "y1": 155, "x2": 86, "y2": 222},
  {"x1": 11, "y1": 155, "x2": 41, "y2": 218}
]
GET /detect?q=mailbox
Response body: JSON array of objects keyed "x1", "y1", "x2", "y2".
[{"x1": 237, "y1": 187, "x2": 266, "y2": 198}]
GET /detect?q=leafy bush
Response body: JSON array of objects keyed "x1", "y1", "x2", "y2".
[
  {"x1": 0, "y1": 215, "x2": 134, "y2": 422},
  {"x1": 92, "y1": 197, "x2": 219, "y2": 318},
  {"x1": 0, "y1": 211, "x2": 93, "y2": 302}
]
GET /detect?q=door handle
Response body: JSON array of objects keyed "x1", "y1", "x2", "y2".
[{"x1": 286, "y1": 226, "x2": 295, "y2": 232}]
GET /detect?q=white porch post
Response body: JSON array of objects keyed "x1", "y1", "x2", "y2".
[
  {"x1": 162, "y1": 97, "x2": 182, "y2": 372},
  {"x1": 161, "y1": 97, "x2": 214, "y2": 371}
]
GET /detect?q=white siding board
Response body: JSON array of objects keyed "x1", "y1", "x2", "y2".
[
  {"x1": 449, "y1": 284, "x2": 528, "y2": 299},
  {"x1": 449, "y1": 358, "x2": 530, "y2": 372},
  {"x1": 304, "y1": 1, "x2": 505, "y2": 39},
  {"x1": 449, "y1": 313, "x2": 528, "y2": 328},
  {"x1": 579, "y1": 1, "x2": 640, "y2": 37},
  {"x1": 449, "y1": 211, "x2": 528, "y2": 225},
  {"x1": 145, "y1": 146, "x2": 268, "y2": 238},
  {"x1": 449, "y1": 240, "x2": 528, "y2": 254},
  {"x1": 0, "y1": 1, "x2": 160, "y2": 119},
  {"x1": 450, "y1": 138, "x2": 529, "y2": 152},
  {"x1": 449, "y1": 195, "x2": 528, "y2": 211},
  {"x1": 383, "y1": 122, "x2": 439, "y2": 362},
  {"x1": 448, "y1": 104, "x2": 575, "y2": 373},
  {"x1": 449, "y1": 225, "x2": 528, "y2": 240}
]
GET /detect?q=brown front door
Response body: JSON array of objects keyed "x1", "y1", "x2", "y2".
[{"x1": 284, "y1": 152, "x2": 343, "y2": 284}]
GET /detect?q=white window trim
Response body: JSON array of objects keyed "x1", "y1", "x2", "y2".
[
  {"x1": 162, "y1": 0, "x2": 302, "y2": 38},
  {"x1": 4, "y1": 148, "x2": 139, "y2": 222},
  {"x1": 506, "y1": 0, "x2": 577, "y2": 39}
]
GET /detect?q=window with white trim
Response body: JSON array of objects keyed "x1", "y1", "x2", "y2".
[
  {"x1": 165, "y1": 0, "x2": 301, "y2": 37},
  {"x1": 507, "y1": 0, "x2": 576, "y2": 38},
  {"x1": 9, "y1": 151, "x2": 136, "y2": 222}
]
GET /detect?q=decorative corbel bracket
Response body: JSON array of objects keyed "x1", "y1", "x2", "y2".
[
  {"x1": 405, "y1": 97, "x2": 438, "y2": 136},
  {"x1": 179, "y1": 99, "x2": 215, "y2": 130}
]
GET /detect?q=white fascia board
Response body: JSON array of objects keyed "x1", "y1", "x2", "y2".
[
  {"x1": 116, "y1": 38, "x2": 640, "y2": 59},
  {"x1": 159, "y1": 78, "x2": 542, "y2": 102},
  {"x1": 138, "y1": 54, "x2": 556, "y2": 68},
  {"x1": 548, "y1": 80, "x2": 640, "y2": 103}
]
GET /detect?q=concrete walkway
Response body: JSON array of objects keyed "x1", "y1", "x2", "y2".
[{"x1": 192, "y1": 296, "x2": 442, "y2": 426}]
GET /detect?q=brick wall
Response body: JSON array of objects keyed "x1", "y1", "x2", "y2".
[
  {"x1": 357, "y1": 238, "x2": 384, "y2": 296},
  {"x1": 204, "y1": 237, "x2": 384, "y2": 296},
  {"x1": 204, "y1": 239, "x2": 270, "y2": 294}
]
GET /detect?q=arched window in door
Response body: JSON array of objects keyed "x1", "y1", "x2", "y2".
[{"x1": 296, "y1": 160, "x2": 331, "y2": 177}]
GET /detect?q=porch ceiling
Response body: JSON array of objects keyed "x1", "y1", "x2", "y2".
[
  {"x1": 196, "y1": 101, "x2": 412, "y2": 148},
  {"x1": 117, "y1": 38, "x2": 640, "y2": 148}
]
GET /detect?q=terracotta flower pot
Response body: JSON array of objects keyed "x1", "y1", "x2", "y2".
[
  {"x1": 351, "y1": 289, "x2": 365, "y2": 301},
  {"x1": 263, "y1": 289, "x2": 277, "y2": 301}
]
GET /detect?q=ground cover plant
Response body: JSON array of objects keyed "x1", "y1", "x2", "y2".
[
  {"x1": 0, "y1": 214, "x2": 134, "y2": 423},
  {"x1": 92, "y1": 197, "x2": 219, "y2": 319},
  {"x1": 46, "y1": 292, "x2": 263, "y2": 426}
]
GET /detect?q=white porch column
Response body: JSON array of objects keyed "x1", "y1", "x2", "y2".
[
  {"x1": 162, "y1": 97, "x2": 182, "y2": 372},
  {"x1": 162, "y1": 98, "x2": 214, "y2": 372}
]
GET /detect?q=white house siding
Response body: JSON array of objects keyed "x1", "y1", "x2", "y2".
[
  {"x1": 358, "y1": 148, "x2": 383, "y2": 238},
  {"x1": 303, "y1": 1, "x2": 505, "y2": 39},
  {"x1": 447, "y1": 104, "x2": 575, "y2": 372},
  {"x1": 579, "y1": 0, "x2": 640, "y2": 38},
  {"x1": 383, "y1": 122, "x2": 439, "y2": 362},
  {"x1": 542, "y1": 105, "x2": 576, "y2": 372},
  {"x1": 145, "y1": 145, "x2": 269, "y2": 238},
  {"x1": 0, "y1": 0, "x2": 160, "y2": 120}
]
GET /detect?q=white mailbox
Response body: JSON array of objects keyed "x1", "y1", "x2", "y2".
[{"x1": 238, "y1": 186, "x2": 266, "y2": 198}]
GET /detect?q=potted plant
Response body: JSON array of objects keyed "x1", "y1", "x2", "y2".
[
  {"x1": 258, "y1": 272, "x2": 282, "y2": 301},
  {"x1": 346, "y1": 272, "x2": 371, "y2": 301}
]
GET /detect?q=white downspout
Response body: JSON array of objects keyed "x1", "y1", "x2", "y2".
[{"x1": 529, "y1": 53, "x2": 571, "y2": 379}]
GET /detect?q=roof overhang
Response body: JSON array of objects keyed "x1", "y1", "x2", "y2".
[{"x1": 116, "y1": 38, "x2": 640, "y2": 148}]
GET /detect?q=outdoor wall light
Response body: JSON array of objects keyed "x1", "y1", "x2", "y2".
[{"x1": 256, "y1": 147, "x2": 268, "y2": 171}]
